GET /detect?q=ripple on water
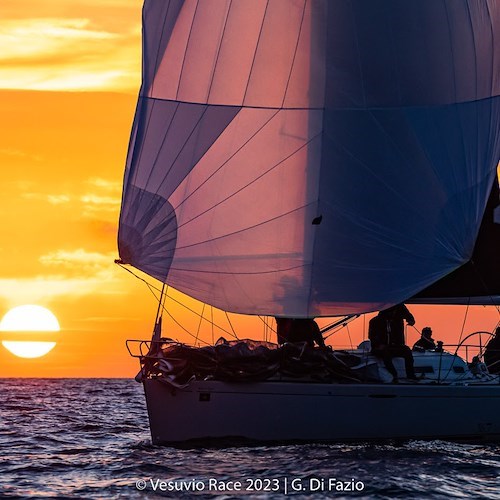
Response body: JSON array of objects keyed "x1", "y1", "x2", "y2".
[{"x1": 1, "y1": 379, "x2": 500, "y2": 499}]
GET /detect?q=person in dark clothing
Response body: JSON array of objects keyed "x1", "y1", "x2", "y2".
[
  {"x1": 369, "y1": 304, "x2": 417, "y2": 382},
  {"x1": 275, "y1": 317, "x2": 293, "y2": 345},
  {"x1": 484, "y1": 327, "x2": 500, "y2": 374},
  {"x1": 275, "y1": 317, "x2": 326, "y2": 348},
  {"x1": 413, "y1": 326, "x2": 436, "y2": 351},
  {"x1": 381, "y1": 303, "x2": 415, "y2": 344}
]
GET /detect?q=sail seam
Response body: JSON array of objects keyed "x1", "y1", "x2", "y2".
[
  {"x1": 171, "y1": 109, "x2": 280, "y2": 213},
  {"x1": 169, "y1": 133, "x2": 322, "y2": 235},
  {"x1": 140, "y1": 101, "x2": 181, "y2": 200},
  {"x1": 129, "y1": 1, "x2": 176, "y2": 193},
  {"x1": 140, "y1": 94, "x2": 500, "y2": 110},
  {"x1": 175, "y1": 0, "x2": 201, "y2": 101},
  {"x1": 149, "y1": 0, "x2": 174, "y2": 97},
  {"x1": 241, "y1": 0, "x2": 270, "y2": 107},
  {"x1": 280, "y1": 0, "x2": 307, "y2": 108},
  {"x1": 206, "y1": 0, "x2": 233, "y2": 103},
  {"x1": 151, "y1": 106, "x2": 210, "y2": 196},
  {"x1": 173, "y1": 201, "x2": 316, "y2": 251},
  {"x1": 168, "y1": 264, "x2": 309, "y2": 276}
]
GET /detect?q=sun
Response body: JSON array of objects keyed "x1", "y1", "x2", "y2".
[{"x1": 0, "y1": 305, "x2": 60, "y2": 359}]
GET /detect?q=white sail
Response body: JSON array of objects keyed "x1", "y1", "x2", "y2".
[{"x1": 118, "y1": 0, "x2": 500, "y2": 317}]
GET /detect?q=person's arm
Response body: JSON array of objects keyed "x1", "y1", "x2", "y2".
[{"x1": 402, "y1": 305, "x2": 415, "y2": 326}]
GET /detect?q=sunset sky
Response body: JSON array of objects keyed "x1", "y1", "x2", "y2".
[{"x1": 0, "y1": 0, "x2": 498, "y2": 377}]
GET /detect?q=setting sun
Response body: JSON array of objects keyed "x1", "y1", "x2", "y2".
[
  {"x1": 0, "y1": 305, "x2": 60, "y2": 359},
  {"x1": 0, "y1": 305, "x2": 60, "y2": 331},
  {"x1": 1, "y1": 341, "x2": 56, "y2": 359}
]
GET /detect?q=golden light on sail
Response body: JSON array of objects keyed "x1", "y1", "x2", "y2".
[{"x1": 0, "y1": 305, "x2": 60, "y2": 359}]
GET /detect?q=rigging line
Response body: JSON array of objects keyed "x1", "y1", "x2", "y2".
[
  {"x1": 346, "y1": 323, "x2": 353, "y2": 350},
  {"x1": 211, "y1": 305, "x2": 214, "y2": 345},
  {"x1": 160, "y1": 301, "x2": 212, "y2": 347},
  {"x1": 115, "y1": 262, "x2": 239, "y2": 340},
  {"x1": 458, "y1": 298, "x2": 471, "y2": 346},
  {"x1": 162, "y1": 292, "x2": 239, "y2": 341},
  {"x1": 469, "y1": 259, "x2": 500, "y2": 317},
  {"x1": 259, "y1": 315, "x2": 276, "y2": 341},
  {"x1": 195, "y1": 303, "x2": 206, "y2": 347},
  {"x1": 224, "y1": 311, "x2": 239, "y2": 341},
  {"x1": 153, "y1": 281, "x2": 167, "y2": 326}
]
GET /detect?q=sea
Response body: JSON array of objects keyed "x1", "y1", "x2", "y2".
[{"x1": 1, "y1": 379, "x2": 499, "y2": 499}]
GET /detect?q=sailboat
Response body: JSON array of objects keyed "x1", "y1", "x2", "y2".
[{"x1": 117, "y1": 0, "x2": 500, "y2": 444}]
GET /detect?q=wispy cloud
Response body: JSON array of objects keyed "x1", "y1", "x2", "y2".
[
  {"x1": 22, "y1": 192, "x2": 71, "y2": 205},
  {"x1": 0, "y1": 248, "x2": 125, "y2": 305},
  {"x1": 0, "y1": 17, "x2": 140, "y2": 91},
  {"x1": 0, "y1": 274, "x2": 123, "y2": 306},
  {"x1": 86, "y1": 177, "x2": 122, "y2": 192},
  {"x1": 0, "y1": 148, "x2": 42, "y2": 162},
  {"x1": 21, "y1": 177, "x2": 121, "y2": 213},
  {"x1": 81, "y1": 177, "x2": 122, "y2": 218},
  {"x1": 39, "y1": 248, "x2": 115, "y2": 272}
]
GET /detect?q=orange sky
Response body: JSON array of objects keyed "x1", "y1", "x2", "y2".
[{"x1": 0, "y1": 0, "x2": 498, "y2": 377}]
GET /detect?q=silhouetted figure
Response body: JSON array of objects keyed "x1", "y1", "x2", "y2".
[
  {"x1": 275, "y1": 317, "x2": 325, "y2": 348},
  {"x1": 484, "y1": 327, "x2": 500, "y2": 374},
  {"x1": 369, "y1": 304, "x2": 417, "y2": 382},
  {"x1": 275, "y1": 317, "x2": 293, "y2": 345},
  {"x1": 413, "y1": 326, "x2": 436, "y2": 351}
]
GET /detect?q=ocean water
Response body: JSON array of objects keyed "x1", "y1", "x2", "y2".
[{"x1": 1, "y1": 379, "x2": 499, "y2": 499}]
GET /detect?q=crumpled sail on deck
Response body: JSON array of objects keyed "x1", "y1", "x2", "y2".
[{"x1": 118, "y1": 0, "x2": 500, "y2": 317}]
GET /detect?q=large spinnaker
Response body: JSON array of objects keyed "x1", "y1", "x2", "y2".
[{"x1": 118, "y1": 0, "x2": 500, "y2": 317}]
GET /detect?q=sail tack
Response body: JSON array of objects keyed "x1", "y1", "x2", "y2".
[{"x1": 118, "y1": 0, "x2": 500, "y2": 316}]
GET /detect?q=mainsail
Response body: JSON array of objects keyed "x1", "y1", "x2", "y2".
[{"x1": 118, "y1": 0, "x2": 500, "y2": 317}]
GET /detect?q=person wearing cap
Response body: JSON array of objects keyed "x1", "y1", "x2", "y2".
[{"x1": 413, "y1": 327, "x2": 436, "y2": 351}]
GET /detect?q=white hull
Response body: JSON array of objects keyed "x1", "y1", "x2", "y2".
[{"x1": 143, "y1": 378, "x2": 500, "y2": 445}]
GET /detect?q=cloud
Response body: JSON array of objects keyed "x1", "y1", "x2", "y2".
[
  {"x1": 0, "y1": 249, "x2": 125, "y2": 305},
  {"x1": 22, "y1": 192, "x2": 71, "y2": 205},
  {"x1": 86, "y1": 177, "x2": 122, "y2": 192},
  {"x1": 0, "y1": 148, "x2": 42, "y2": 162},
  {"x1": 81, "y1": 177, "x2": 122, "y2": 218},
  {"x1": 0, "y1": 17, "x2": 141, "y2": 91},
  {"x1": 0, "y1": 275, "x2": 124, "y2": 306},
  {"x1": 20, "y1": 177, "x2": 121, "y2": 214},
  {"x1": 39, "y1": 248, "x2": 115, "y2": 273}
]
